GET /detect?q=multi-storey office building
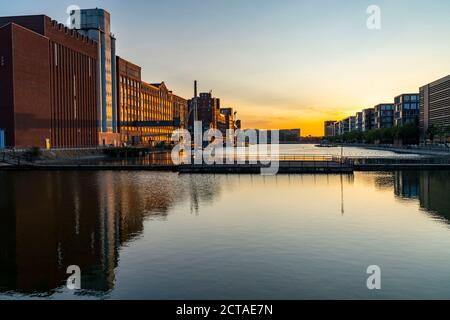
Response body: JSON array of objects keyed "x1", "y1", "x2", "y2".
[
  {"x1": 374, "y1": 104, "x2": 395, "y2": 129},
  {"x1": 362, "y1": 108, "x2": 375, "y2": 132},
  {"x1": 116, "y1": 56, "x2": 188, "y2": 146},
  {"x1": 0, "y1": 15, "x2": 99, "y2": 148},
  {"x1": 117, "y1": 57, "x2": 142, "y2": 145},
  {"x1": 141, "y1": 82, "x2": 186, "y2": 145},
  {"x1": 71, "y1": 8, "x2": 119, "y2": 146},
  {"x1": 394, "y1": 94, "x2": 420, "y2": 126},
  {"x1": 355, "y1": 112, "x2": 363, "y2": 131},
  {"x1": 420, "y1": 75, "x2": 450, "y2": 139}
]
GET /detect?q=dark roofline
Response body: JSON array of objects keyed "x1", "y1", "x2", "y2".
[
  {"x1": 0, "y1": 21, "x2": 48, "y2": 39},
  {"x1": 420, "y1": 74, "x2": 450, "y2": 89},
  {"x1": 394, "y1": 93, "x2": 419, "y2": 98},
  {"x1": 0, "y1": 14, "x2": 48, "y2": 20}
]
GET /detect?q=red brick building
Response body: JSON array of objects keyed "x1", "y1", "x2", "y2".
[
  {"x1": 188, "y1": 92, "x2": 221, "y2": 133},
  {"x1": 0, "y1": 15, "x2": 98, "y2": 148}
]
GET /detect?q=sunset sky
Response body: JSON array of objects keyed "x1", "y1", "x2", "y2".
[{"x1": 3, "y1": 0, "x2": 450, "y2": 135}]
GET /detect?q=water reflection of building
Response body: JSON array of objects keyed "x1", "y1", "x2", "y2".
[
  {"x1": 372, "y1": 172, "x2": 395, "y2": 191},
  {"x1": 394, "y1": 171, "x2": 420, "y2": 200},
  {"x1": 0, "y1": 172, "x2": 118, "y2": 295},
  {"x1": 184, "y1": 175, "x2": 223, "y2": 214},
  {"x1": 0, "y1": 171, "x2": 195, "y2": 296},
  {"x1": 419, "y1": 171, "x2": 450, "y2": 220},
  {"x1": 393, "y1": 171, "x2": 450, "y2": 221}
]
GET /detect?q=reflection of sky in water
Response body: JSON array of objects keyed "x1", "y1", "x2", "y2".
[
  {"x1": 277, "y1": 144, "x2": 424, "y2": 158},
  {"x1": 57, "y1": 145, "x2": 426, "y2": 166},
  {"x1": 0, "y1": 171, "x2": 449, "y2": 300}
]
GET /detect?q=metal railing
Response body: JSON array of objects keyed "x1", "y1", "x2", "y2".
[
  {"x1": 182, "y1": 154, "x2": 344, "y2": 166},
  {"x1": 345, "y1": 156, "x2": 450, "y2": 165}
]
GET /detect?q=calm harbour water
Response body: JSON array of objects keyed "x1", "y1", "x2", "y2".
[
  {"x1": 1, "y1": 168, "x2": 450, "y2": 300},
  {"x1": 63, "y1": 144, "x2": 426, "y2": 166}
]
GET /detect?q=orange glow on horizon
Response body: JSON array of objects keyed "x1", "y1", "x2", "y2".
[
  {"x1": 242, "y1": 119, "x2": 331, "y2": 137},
  {"x1": 237, "y1": 108, "x2": 356, "y2": 137}
]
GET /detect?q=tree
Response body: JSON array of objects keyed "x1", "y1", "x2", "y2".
[
  {"x1": 427, "y1": 124, "x2": 439, "y2": 141},
  {"x1": 380, "y1": 128, "x2": 394, "y2": 143},
  {"x1": 398, "y1": 123, "x2": 419, "y2": 145},
  {"x1": 364, "y1": 129, "x2": 381, "y2": 144}
]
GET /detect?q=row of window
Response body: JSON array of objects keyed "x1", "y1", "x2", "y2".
[
  {"x1": 118, "y1": 76, "x2": 187, "y2": 136},
  {"x1": 395, "y1": 95, "x2": 419, "y2": 104},
  {"x1": 396, "y1": 103, "x2": 420, "y2": 111}
]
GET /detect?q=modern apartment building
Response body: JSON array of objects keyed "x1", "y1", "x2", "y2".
[
  {"x1": 334, "y1": 121, "x2": 341, "y2": 136},
  {"x1": 0, "y1": 15, "x2": 99, "y2": 148},
  {"x1": 374, "y1": 104, "x2": 395, "y2": 129},
  {"x1": 342, "y1": 118, "x2": 351, "y2": 135},
  {"x1": 420, "y1": 75, "x2": 450, "y2": 139},
  {"x1": 362, "y1": 108, "x2": 375, "y2": 132},
  {"x1": 355, "y1": 112, "x2": 363, "y2": 131},
  {"x1": 348, "y1": 116, "x2": 356, "y2": 132},
  {"x1": 324, "y1": 121, "x2": 336, "y2": 137},
  {"x1": 71, "y1": 8, "x2": 119, "y2": 146},
  {"x1": 394, "y1": 94, "x2": 420, "y2": 126}
]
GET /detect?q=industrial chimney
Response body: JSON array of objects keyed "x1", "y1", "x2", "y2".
[{"x1": 194, "y1": 80, "x2": 198, "y2": 98}]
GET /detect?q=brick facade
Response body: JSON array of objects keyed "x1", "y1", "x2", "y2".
[
  {"x1": 0, "y1": 15, "x2": 98, "y2": 148},
  {"x1": 0, "y1": 23, "x2": 51, "y2": 148}
]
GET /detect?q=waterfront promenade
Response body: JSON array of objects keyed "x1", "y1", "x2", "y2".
[{"x1": 343, "y1": 144, "x2": 450, "y2": 157}]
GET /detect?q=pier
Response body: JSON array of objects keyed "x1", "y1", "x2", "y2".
[
  {"x1": 178, "y1": 155, "x2": 353, "y2": 174},
  {"x1": 0, "y1": 154, "x2": 353, "y2": 173},
  {"x1": 2, "y1": 152, "x2": 450, "y2": 173}
]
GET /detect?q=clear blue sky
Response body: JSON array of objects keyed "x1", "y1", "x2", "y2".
[{"x1": 2, "y1": 0, "x2": 450, "y2": 134}]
